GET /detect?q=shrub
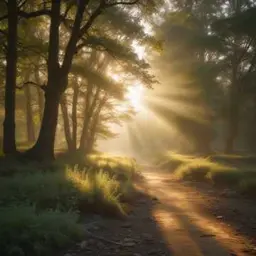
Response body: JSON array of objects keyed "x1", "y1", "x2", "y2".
[{"x1": 0, "y1": 205, "x2": 83, "y2": 256}]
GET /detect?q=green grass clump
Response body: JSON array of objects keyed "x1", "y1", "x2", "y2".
[
  {"x1": 86, "y1": 153, "x2": 138, "y2": 179},
  {"x1": 56, "y1": 152, "x2": 138, "y2": 180},
  {"x1": 174, "y1": 158, "x2": 234, "y2": 182},
  {"x1": 0, "y1": 205, "x2": 83, "y2": 256},
  {"x1": 0, "y1": 167, "x2": 128, "y2": 215},
  {"x1": 158, "y1": 152, "x2": 195, "y2": 170},
  {"x1": 162, "y1": 152, "x2": 256, "y2": 198}
]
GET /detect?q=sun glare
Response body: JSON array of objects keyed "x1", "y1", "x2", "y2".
[
  {"x1": 126, "y1": 84, "x2": 144, "y2": 111},
  {"x1": 132, "y1": 41, "x2": 146, "y2": 60}
]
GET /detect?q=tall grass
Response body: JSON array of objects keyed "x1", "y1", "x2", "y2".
[
  {"x1": 0, "y1": 154, "x2": 138, "y2": 255},
  {"x1": 86, "y1": 153, "x2": 138, "y2": 178},
  {"x1": 0, "y1": 166, "x2": 129, "y2": 215},
  {"x1": 159, "y1": 152, "x2": 256, "y2": 197}
]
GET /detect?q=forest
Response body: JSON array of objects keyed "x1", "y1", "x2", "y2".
[{"x1": 0, "y1": 1, "x2": 256, "y2": 256}]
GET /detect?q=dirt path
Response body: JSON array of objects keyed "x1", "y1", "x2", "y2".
[
  {"x1": 65, "y1": 165, "x2": 256, "y2": 256},
  {"x1": 140, "y1": 165, "x2": 256, "y2": 256}
]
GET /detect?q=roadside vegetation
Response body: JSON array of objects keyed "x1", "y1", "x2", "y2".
[
  {"x1": 0, "y1": 154, "x2": 138, "y2": 256},
  {"x1": 158, "y1": 152, "x2": 256, "y2": 197}
]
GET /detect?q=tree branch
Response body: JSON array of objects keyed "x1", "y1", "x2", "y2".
[
  {"x1": 18, "y1": 9, "x2": 51, "y2": 18},
  {"x1": 18, "y1": 0, "x2": 27, "y2": 9},
  {"x1": 105, "y1": 0, "x2": 140, "y2": 7},
  {"x1": 16, "y1": 81, "x2": 47, "y2": 91},
  {"x1": 61, "y1": 0, "x2": 89, "y2": 76},
  {"x1": 63, "y1": 1, "x2": 75, "y2": 19}
]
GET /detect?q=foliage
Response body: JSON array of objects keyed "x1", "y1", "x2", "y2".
[
  {"x1": 86, "y1": 153, "x2": 138, "y2": 179},
  {"x1": 0, "y1": 153, "x2": 138, "y2": 256},
  {"x1": 157, "y1": 152, "x2": 195, "y2": 170},
  {"x1": 0, "y1": 166, "x2": 129, "y2": 216},
  {"x1": 174, "y1": 158, "x2": 235, "y2": 182},
  {"x1": 0, "y1": 206, "x2": 83, "y2": 256}
]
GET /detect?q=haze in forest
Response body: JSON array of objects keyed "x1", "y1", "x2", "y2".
[
  {"x1": 1, "y1": 1, "x2": 256, "y2": 256},
  {"x1": 1, "y1": 0, "x2": 256, "y2": 160}
]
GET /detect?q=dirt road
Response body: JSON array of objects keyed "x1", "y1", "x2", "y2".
[
  {"x1": 66, "y1": 165, "x2": 256, "y2": 256},
  {"x1": 139, "y1": 165, "x2": 256, "y2": 256}
]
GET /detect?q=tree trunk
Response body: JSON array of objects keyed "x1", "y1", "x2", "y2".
[
  {"x1": 3, "y1": 0, "x2": 18, "y2": 155},
  {"x1": 84, "y1": 94, "x2": 106, "y2": 154},
  {"x1": 35, "y1": 69, "x2": 44, "y2": 121},
  {"x1": 86, "y1": 108, "x2": 101, "y2": 154},
  {"x1": 225, "y1": 85, "x2": 240, "y2": 153},
  {"x1": 24, "y1": 1, "x2": 103, "y2": 161},
  {"x1": 24, "y1": 85, "x2": 36, "y2": 142},
  {"x1": 24, "y1": 1, "x2": 61, "y2": 161},
  {"x1": 71, "y1": 82, "x2": 79, "y2": 150},
  {"x1": 79, "y1": 86, "x2": 101, "y2": 152},
  {"x1": 25, "y1": 89, "x2": 61, "y2": 160},
  {"x1": 60, "y1": 95, "x2": 73, "y2": 151}
]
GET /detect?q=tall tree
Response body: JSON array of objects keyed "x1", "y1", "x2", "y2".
[
  {"x1": 3, "y1": 0, "x2": 18, "y2": 155},
  {"x1": 24, "y1": 84, "x2": 36, "y2": 143},
  {"x1": 20, "y1": 0, "x2": 159, "y2": 160}
]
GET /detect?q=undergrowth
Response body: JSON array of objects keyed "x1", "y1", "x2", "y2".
[
  {"x1": 0, "y1": 153, "x2": 137, "y2": 256},
  {"x1": 159, "y1": 152, "x2": 256, "y2": 197},
  {"x1": 0, "y1": 206, "x2": 83, "y2": 256}
]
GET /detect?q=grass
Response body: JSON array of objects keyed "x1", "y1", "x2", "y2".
[
  {"x1": 86, "y1": 153, "x2": 138, "y2": 179},
  {"x1": 0, "y1": 167, "x2": 130, "y2": 215},
  {"x1": 0, "y1": 206, "x2": 83, "y2": 256},
  {"x1": 159, "y1": 152, "x2": 256, "y2": 197},
  {"x1": 56, "y1": 152, "x2": 139, "y2": 182},
  {"x1": 0, "y1": 153, "x2": 138, "y2": 256},
  {"x1": 157, "y1": 152, "x2": 192, "y2": 168}
]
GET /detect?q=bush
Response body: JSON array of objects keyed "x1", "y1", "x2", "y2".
[{"x1": 0, "y1": 205, "x2": 83, "y2": 256}]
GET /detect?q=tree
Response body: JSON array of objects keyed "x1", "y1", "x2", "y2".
[
  {"x1": 18, "y1": 0, "x2": 161, "y2": 161},
  {"x1": 150, "y1": 1, "x2": 224, "y2": 154},
  {"x1": 3, "y1": 0, "x2": 18, "y2": 154},
  {"x1": 212, "y1": 2, "x2": 256, "y2": 153}
]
